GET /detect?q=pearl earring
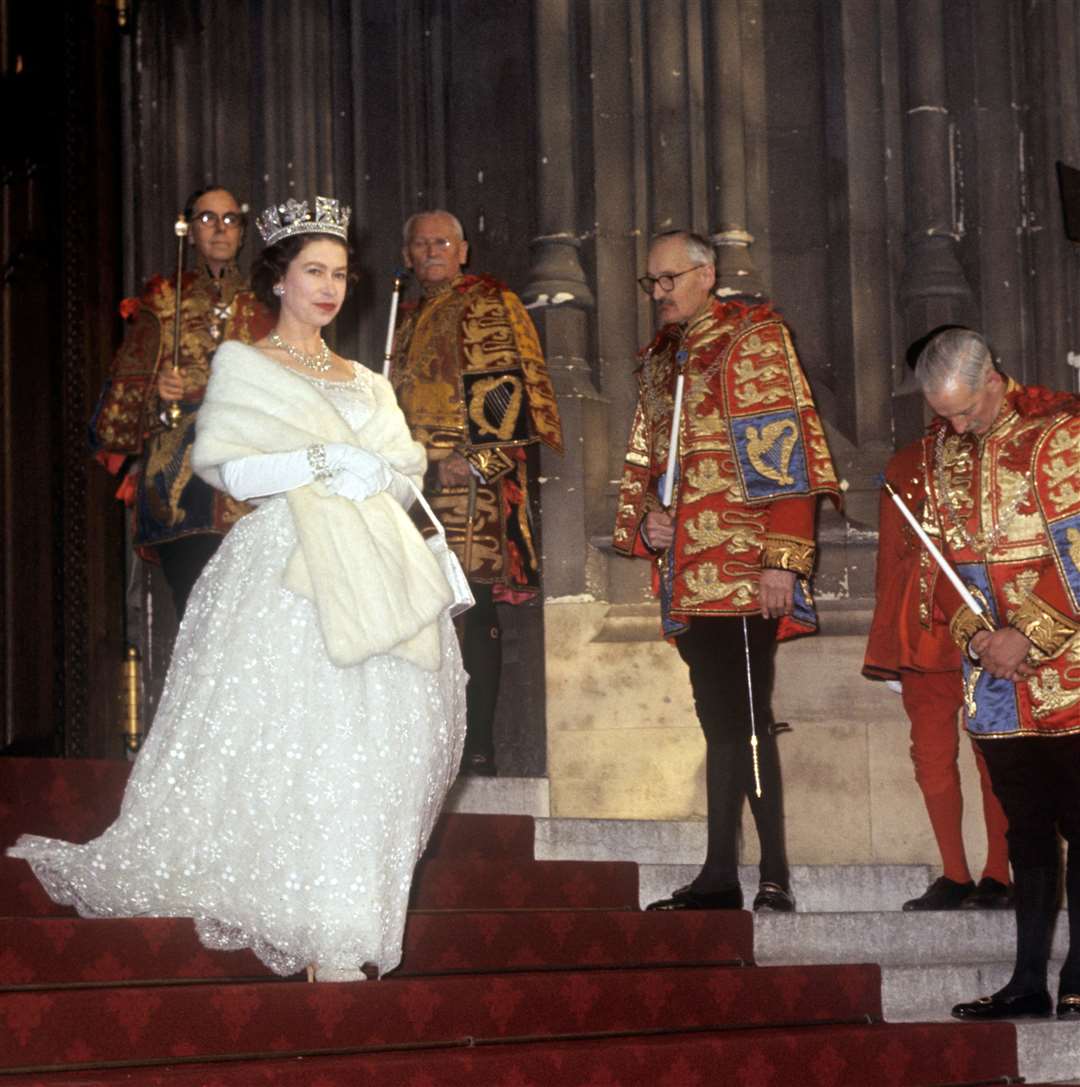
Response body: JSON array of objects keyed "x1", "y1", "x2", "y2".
[{"x1": 273, "y1": 284, "x2": 284, "y2": 297}]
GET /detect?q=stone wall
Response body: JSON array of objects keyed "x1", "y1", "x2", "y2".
[{"x1": 546, "y1": 599, "x2": 994, "y2": 870}]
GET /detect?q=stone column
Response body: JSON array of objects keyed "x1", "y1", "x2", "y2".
[
  {"x1": 707, "y1": 0, "x2": 765, "y2": 296},
  {"x1": 1020, "y1": 0, "x2": 1076, "y2": 390},
  {"x1": 646, "y1": 2, "x2": 707, "y2": 233},
  {"x1": 968, "y1": 0, "x2": 1026, "y2": 376},
  {"x1": 523, "y1": 0, "x2": 600, "y2": 601},
  {"x1": 897, "y1": 0, "x2": 976, "y2": 441},
  {"x1": 820, "y1": 1, "x2": 893, "y2": 471}
]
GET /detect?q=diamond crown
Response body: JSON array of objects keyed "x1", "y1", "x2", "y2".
[{"x1": 255, "y1": 196, "x2": 351, "y2": 247}]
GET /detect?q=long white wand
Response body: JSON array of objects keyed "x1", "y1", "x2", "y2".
[
  {"x1": 382, "y1": 270, "x2": 406, "y2": 380},
  {"x1": 882, "y1": 480, "x2": 994, "y2": 630},
  {"x1": 661, "y1": 349, "x2": 688, "y2": 507}
]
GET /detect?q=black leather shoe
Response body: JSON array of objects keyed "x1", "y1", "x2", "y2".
[
  {"x1": 646, "y1": 883, "x2": 743, "y2": 911},
  {"x1": 951, "y1": 989, "x2": 1052, "y2": 1020},
  {"x1": 960, "y1": 877, "x2": 1014, "y2": 910},
  {"x1": 903, "y1": 876, "x2": 975, "y2": 911},
  {"x1": 753, "y1": 881, "x2": 795, "y2": 912},
  {"x1": 1058, "y1": 993, "x2": 1080, "y2": 1019}
]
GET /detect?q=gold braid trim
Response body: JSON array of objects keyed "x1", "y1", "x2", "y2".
[
  {"x1": 760, "y1": 533, "x2": 815, "y2": 577},
  {"x1": 1011, "y1": 593, "x2": 1080, "y2": 659},
  {"x1": 949, "y1": 605, "x2": 985, "y2": 652}
]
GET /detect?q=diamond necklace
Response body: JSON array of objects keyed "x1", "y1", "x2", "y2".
[{"x1": 268, "y1": 330, "x2": 333, "y2": 373}]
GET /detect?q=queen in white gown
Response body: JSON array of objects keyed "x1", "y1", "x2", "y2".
[{"x1": 8, "y1": 197, "x2": 467, "y2": 982}]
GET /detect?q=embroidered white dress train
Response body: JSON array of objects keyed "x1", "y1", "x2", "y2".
[{"x1": 9, "y1": 356, "x2": 466, "y2": 979}]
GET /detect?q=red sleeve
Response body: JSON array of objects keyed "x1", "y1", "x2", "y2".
[{"x1": 766, "y1": 495, "x2": 816, "y2": 540}]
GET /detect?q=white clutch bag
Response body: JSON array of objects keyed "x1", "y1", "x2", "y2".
[{"x1": 405, "y1": 478, "x2": 475, "y2": 618}]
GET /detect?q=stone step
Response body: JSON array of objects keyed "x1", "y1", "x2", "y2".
[
  {"x1": 534, "y1": 817, "x2": 939, "y2": 911},
  {"x1": 1014, "y1": 1022, "x2": 1080, "y2": 1085},
  {"x1": 443, "y1": 775, "x2": 550, "y2": 816},
  {"x1": 754, "y1": 909, "x2": 1069, "y2": 968},
  {"x1": 883, "y1": 966, "x2": 1080, "y2": 1084},
  {"x1": 534, "y1": 815, "x2": 707, "y2": 863},
  {"x1": 632, "y1": 862, "x2": 935, "y2": 913},
  {"x1": 881, "y1": 960, "x2": 1064, "y2": 1021}
]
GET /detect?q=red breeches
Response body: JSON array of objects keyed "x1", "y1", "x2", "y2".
[{"x1": 901, "y1": 670, "x2": 1010, "y2": 884}]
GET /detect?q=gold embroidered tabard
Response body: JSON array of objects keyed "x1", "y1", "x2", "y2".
[
  {"x1": 391, "y1": 274, "x2": 563, "y2": 592},
  {"x1": 927, "y1": 384, "x2": 1080, "y2": 736},
  {"x1": 613, "y1": 297, "x2": 839, "y2": 640},
  {"x1": 89, "y1": 265, "x2": 273, "y2": 550}
]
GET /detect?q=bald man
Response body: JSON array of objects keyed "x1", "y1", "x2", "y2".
[{"x1": 390, "y1": 210, "x2": 562, "y2": 776}]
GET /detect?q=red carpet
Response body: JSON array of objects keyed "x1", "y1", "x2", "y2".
[{"x1": 0, "y1": 758, "x2": 1021, "y2": 1085}]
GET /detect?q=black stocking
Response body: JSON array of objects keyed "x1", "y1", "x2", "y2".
[{"x1": 462, "y1": 582, "x2": 501, "y2": 762}]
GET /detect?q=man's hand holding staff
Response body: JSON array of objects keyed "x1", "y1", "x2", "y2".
[{"x1": 882, "y1": 479, "x2": 1035, "y2": 682}]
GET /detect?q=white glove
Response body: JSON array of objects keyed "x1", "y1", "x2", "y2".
[
  {"x1": 220, "y1": 448, "x2": 325, "y2": 501},
  {"x1": 322, "y1": 443, "x2": 395, "y2": 504},
  {"x1": 218, "y1": 444, "x2": 393, "y2": 503}
]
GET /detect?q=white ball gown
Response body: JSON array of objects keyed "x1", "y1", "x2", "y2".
[{"x1": 8, "y1": 361, "x2": 467, "y2": 980}]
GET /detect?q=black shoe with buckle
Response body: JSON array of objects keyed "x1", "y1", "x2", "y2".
[
  {"x1": 951, "y1": 989, "x2": 1053, "y2": 1021},
  {"x1": 903, "y1": 876, "x2": 975, "y2": 911},
  {"x1": 752, "y1": 881, "x2": 795, "y2": 912},
  {"x1": 960, "y1": 877, "x2": 1014, "y2": 910},
  {"x1": 1058, "y1": 993, "x2": 1080, "y2": 1020},
  {"x1": 645, "y1": 883, "x2": 743, "y2": 911}
]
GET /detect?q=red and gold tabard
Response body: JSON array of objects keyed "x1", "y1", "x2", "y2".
[
  {"x1": 927, "y1": 381, "x2": 1080, "y2": 737},
  {"x1": 391, "y1": 273, "x2": 562, "y2": 597},
  {"x1": 613, "y1": 297, "x2": 840, "y2": 641},
  {"x1": 89, "y1": 264, "x2": 272, "y2": 552},
  {"x1": 863, "y1": 437, "x2": 960, "y2": 680}
]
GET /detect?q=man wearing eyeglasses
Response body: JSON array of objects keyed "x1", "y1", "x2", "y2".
[
  {"x1": 90, "y1": 185, "x2": 272, "y2": 618},
  {"x1": 614, "y1": 230, "x2": 840, "y2": 912},
  {"x1": 391, "y1": 209, "x2": 563, "y2": 776}
]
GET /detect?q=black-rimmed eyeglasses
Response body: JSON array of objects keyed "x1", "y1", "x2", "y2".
[
  {"x1": 637, "y1": 265, "x2": 705, "y2": 295},
  {"x1": 192, "y1": 211, "x2": 244, "y2": 229}
]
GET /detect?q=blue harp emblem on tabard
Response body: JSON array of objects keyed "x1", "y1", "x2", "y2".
[{"x1": 733, "y1": 409, "x2": 809, "y2": 499}]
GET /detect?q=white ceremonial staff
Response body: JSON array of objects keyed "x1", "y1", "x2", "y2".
[
  {"x1": 382, "y1": 269, "x2": 407, "y2": 380},
  {"x1": 882, "y1": 480, "x2": 994, "y2": 631},
  {"x1": 742, "y1": 617, "x2": 763, "y2": 799},
  {"x1": 661, "y1": 348, "x2": 688, "y2": 507}
]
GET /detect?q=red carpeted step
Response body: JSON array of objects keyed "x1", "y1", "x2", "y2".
[
  {"x1": 1, "y1": 1020, "x2": 1017, "y2": 1086},
  {"x1": 420, "y1": 812, "x2": 536, "y2": 860},
  {"x1": 396, "y1": 906, "x2": 754, "y2": 975},
  {"x1": 0, "y1": 918, "x2": 276, "y2": 986},
  {"x1": 0, "y1": 909, "x2": 753, "y2": 986},
  {"x1": 409, "y1": 857, "x2": 639, "y2": 909},
  {"x1": 2, "y1": 758, "x2": 534, "y2": 860},
  {"x1": 1, "y1": 856, "x2": 638, "y2": 917},
  {"x1": 0, "y1": 759, "x2": 128, "y2": 851},
  {"x1": 0, "y1": 858, "x2": 72, "y2": 917},
  {"x1": 0, "y1": 963, "x2": 883, "y2": 1071}
]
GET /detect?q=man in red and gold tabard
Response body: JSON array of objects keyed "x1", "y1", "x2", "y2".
[
  {"x1": 863, "y1": 437, "x2": 1010, "y2": 911},
  {"x1": 613, "y1": 230, "x2": 840, "y2": 912},
  {"x1": 90, "y1": 186, "x2": 272, "y2": 617},
  {"x1": 391, "y1": 210, "x2": 563, "y2": 775},
  {"x1": 911, "y1": 328, "x2": 1080, "y2": 1022}
]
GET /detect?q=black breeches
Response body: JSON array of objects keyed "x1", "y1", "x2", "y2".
[
  {"x1": 462, "y1": 581, "x2": 501, "y2": 755},
  {"x1": 675, "y1": 615, "x2": 788, "y2": 890},
  {"x1": 975, "y1": 733, "x2": 1080, "y2": 872}
]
